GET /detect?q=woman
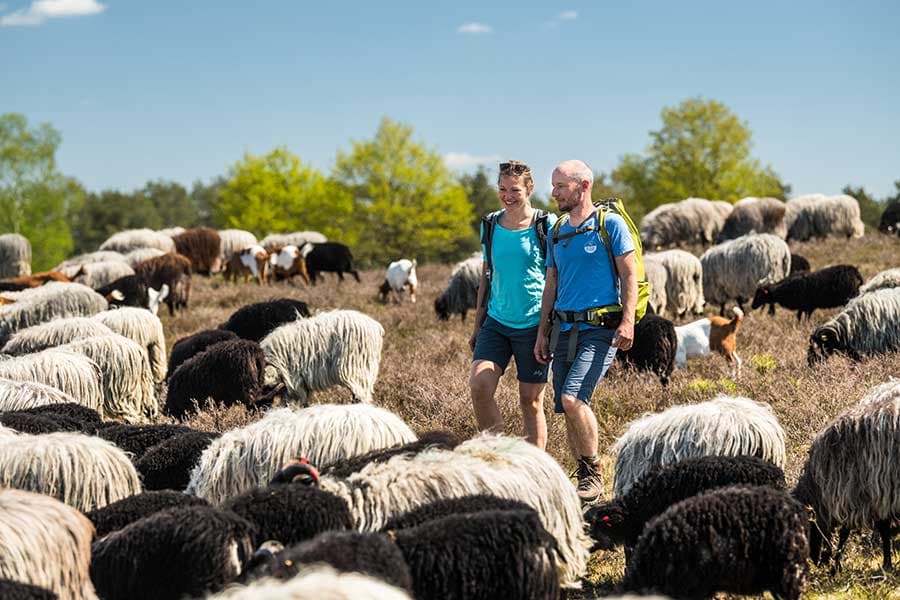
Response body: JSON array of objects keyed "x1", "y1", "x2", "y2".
[{"x1": 469, "y1": 160, "x2": 556, "y2": 448}]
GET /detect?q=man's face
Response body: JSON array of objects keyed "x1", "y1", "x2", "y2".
[{"x1": 551, "y1": 169, "x2": 581, "y2": 212}]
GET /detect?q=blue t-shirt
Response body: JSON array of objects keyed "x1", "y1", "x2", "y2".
[
  {"x1": 546, "y1": 211, "x2": 635, "y2": 331},
  {"x1": 481, "y1": 211, "x2": 558, "y2": 329}
]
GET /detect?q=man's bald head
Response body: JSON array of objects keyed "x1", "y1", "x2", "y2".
[{"x1": 554, "y1": 160, "x2": 594, "y2": 186}]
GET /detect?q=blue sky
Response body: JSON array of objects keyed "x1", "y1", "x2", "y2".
[{"x1": 3, "y1": 1, "x2": 899, "y2": 198}]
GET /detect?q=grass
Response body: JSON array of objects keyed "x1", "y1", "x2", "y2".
[{"x1": 161, "y1": 233, "x2": 900, "y2": 599}]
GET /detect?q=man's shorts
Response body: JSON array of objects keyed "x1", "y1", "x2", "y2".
[
  {"x1": 473, "y1": 316, "x2": 549, "y2": 383},
  {"x1": 551, "y1": 326, "x2": 617, "y2": 413}
]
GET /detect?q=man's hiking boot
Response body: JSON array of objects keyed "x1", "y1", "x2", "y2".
[{"x1": 575, "y1": 457, "x2": 604, "y2": 503}]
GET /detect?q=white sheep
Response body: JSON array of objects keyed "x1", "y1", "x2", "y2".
[
  {"x1": 99, "y1": 228, "x2": 177, "y2": 253},
  {"x1": 261, "y1": 309, "x2": 384, "y2": 404},
  {"x1": 808, "y1": 287, "x2": 900, "y2": 364},
  {"x1": 859, "y1": 267, "x2": 900, "y2": 296},
  {"x1": 640, "y1": 198, "x2": 732, "y2": 249},
  {"x1": 93, "y1": 307, "x2": 167, "y2": 382},
  {"x1": 72, "y1": 260, "x2": 135, "y2": 289},
  {"x1": 259, "y1": 231, "x2": 327, "y2": 252},
  {"x1": 700, "y1": 233, "x2": 791, "y2": 313},
  {"x1": 0, "y1": 349, "x2": 104, "y2": 414},
  {"x1": 717, "y1": 196, "x2": 788, "y2": 241},
  {"x1": 0, "y1": 489, "x2": 98, "y2": 600},
  {"x1": 156, "y1": 226, "x2": 185, "y2": 237},
  {"x1": 0, "y1": 233, "x2": 31, "y2": 279},
  {"x1": 0, "y1": 378, "x2": 78, "y2": 411},
  {"x1": 785, "y1": 193, "x2": 865, "y2": 241},
  {"x1": 187, "y1": 403, "x2": 416, "y2": 505},
  {"x1": 1, "y1": 316, "x2": 114, "y2": 355},
  {"x1": 55, "y1": 250, "x2": 127, "y2": 275},
  {"x1": 207, "y1": 566, "x2": 412, "y2": 600},
  {"x1": 383, "y1": 259, "x2": 418, "y2": 304},
  {"x1": 647, "y1": 249, "x2": 705, "y2": 317},
  {"x1": 0, "y1": 282, "x2": 108, "y2": 345},
  {"x1": 643, "y1": 255, "x2": 668, "y2": 316},
  {"x1": 123, "y1": 247, "x2": 166, "y2": 268},
  {"x1": 611, "y1": 394, "x2": 786, "y2": 496}
]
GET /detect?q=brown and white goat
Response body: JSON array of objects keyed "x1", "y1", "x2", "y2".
[
  {"x1": 224, "y1": 245, "x2": 269, "y2": 285},
  {"x1": 268, "y1": 245, "x2": 311, "y2": 285},
  {"x1": 675, "y1": 306, "x2": 744, "y2": 377}
]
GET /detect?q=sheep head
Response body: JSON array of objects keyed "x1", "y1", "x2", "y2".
[
  {"x1": 751, "y1": 286, "x2": 772, "y2": 309},
  {"x1": 807, "y1": 326, "x2": 840, "y2": 366},
  {"x1": 269, "y1": 457, "x2": 321, "y2": 487},
  {"x1": 584, "y1": 500, "x2": 628, "y2": 551}
]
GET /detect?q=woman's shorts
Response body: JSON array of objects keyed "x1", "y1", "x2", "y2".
[{"x1": 473, "y1": 316, "x2": 549, "y2": 383}]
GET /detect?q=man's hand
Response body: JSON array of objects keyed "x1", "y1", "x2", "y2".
[
  {"x1": 612, "y1": 321, "x2": 634, "y2": 351},
  {"x1": 534, "y1": 331, "x2": 551, "y2": 365}
]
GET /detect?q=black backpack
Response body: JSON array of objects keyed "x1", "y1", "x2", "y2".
[{"x1": 479, "y1": 209, "x2": 550, "y2": 309}]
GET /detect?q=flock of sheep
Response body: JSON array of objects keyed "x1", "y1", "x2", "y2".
[{"x1": 0, "y1": 190, "x2": 897, "y2": 599}]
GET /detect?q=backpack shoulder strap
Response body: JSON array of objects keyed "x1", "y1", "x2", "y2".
[
  {"x1": 596, "y1": 204, "x2": 622, "y2": 289},
  {"x1": 533, "y1": 209, "x2": 549, "y2": 261},
  {"x1": 479, "y1": 211, "x2": 501, "y2": 309}
]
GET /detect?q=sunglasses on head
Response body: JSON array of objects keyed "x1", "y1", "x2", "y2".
[{"x1": 499, "y1": 162, "x2": 529, "y2": 175}]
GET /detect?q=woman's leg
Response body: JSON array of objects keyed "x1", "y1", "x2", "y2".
[
  {"x1": 470, "y1": 360, "x2": 504, "y2": 433},
  {"x1": 518, "y1": 381, "x2": 547, "y2": 448}
]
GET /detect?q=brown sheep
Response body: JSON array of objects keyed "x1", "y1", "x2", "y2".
[
  {"x1": 224, "y1": 245, "x2": 269, "y2": 285},
  {"x1": 134, "y1": 253, "x2": 192, "y2": 316},
  {"x1": 172, "y1": 228, "x2": 223, "y2": 276},
  {"x1": 0, "y1": 270, "x2": 75, "y2": 292}
]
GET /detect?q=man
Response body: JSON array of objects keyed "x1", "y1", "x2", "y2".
[{"x1": 534, "y1": 159, "x2": 637, "y2": 503}]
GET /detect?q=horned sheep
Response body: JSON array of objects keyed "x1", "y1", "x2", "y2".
[
  {"x1": 785, "y1": 193, "x2": 865, "y2": 241},
  {"x1": 99, "y1": 228, "x2": 176, "y2": 253},
  {"x1": 0, "y1": 233, "x2": 31, "y2": 279},
  {"x1": 434, "y1": 255, "x2": 481, "y2": 320},
  {"x1": 700, "y1": 233, "x2": 791, "y2": 313},
  {"x1": 716, "y1": 196, "x2": 787, "y2": 242},
  {"x1": 808, "y1": 287, "x2": 900, "y2": 365}
]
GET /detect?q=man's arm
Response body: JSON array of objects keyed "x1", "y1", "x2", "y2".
[
  {"x1": 613, "y1": 251, "x2": 637, "y2": 351},
  {"x1": 468, "y1": 262, "x2": 489, "y2": 351},
  {"x1": 534, "y1": 267, "x2": 558, "y2": 364}
]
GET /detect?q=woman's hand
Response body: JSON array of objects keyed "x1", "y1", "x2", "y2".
[
  {"x1": 534, "y1": 331, "x2": 550, "y2": 365},
  {"x1": 469, "y1": 331, "x2": 478, "y2": 352}
]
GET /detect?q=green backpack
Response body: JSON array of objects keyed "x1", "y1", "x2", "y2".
[{"x1": 550, "y1": 198, "x2": 650, "y2": 323}]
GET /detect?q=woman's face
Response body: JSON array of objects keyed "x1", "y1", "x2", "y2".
[{"x1": 498, "y1": 174, "x2": 531, "y2": 210}]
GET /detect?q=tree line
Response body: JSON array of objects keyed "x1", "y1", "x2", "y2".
[{"x1": 2, "y1": 100, "x2": 897, "y2": 271}]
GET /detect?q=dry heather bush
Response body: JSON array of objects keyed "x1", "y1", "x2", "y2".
[{"x1": 157, "y1": 234, "x2": 900, "y2": 598}]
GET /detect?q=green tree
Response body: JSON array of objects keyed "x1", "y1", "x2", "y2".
[
  {"x1": 190, "y1": 176, "x2": 226, "y2": 227},
  {"x1": 842, "y1": 184, "x2": 885, "y2": 230},
  {"x1": 0, "y1": 113, "x2": 79, "y2": 270},
  {"x1": 460, "y1": 167, "x2": 498, "y2": 233},
  {"x1": 141, "y1": 180, "x2": 199, "y2": 229},
  {"x1": 612, "y1": 98, "x2": 788, "y2": 211},
  {"x1": 214, "y1": 147, "x2": 356, "y2": 244},
  {"x1": 333, "y1": 117, "x2": 476, "y2": 265},
  {"x1": 69, "y1": 188, "x2": 162, "y2": 254}
]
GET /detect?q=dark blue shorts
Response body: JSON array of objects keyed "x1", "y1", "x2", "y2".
[
  {"x1": 473, "y1": 316, "x2": 549, "y2": 383},
  {"x1": 551, "y1": 326, "x2": 617, "y2": 413}
]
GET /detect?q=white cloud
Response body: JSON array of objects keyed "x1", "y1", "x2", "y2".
[
  {"x1": 1, "y1": 0, "x2": 105, "y2": 27},
  {"x1": 457, "y1": 22, "x2": 492, "y2": 34},
  {"x1": 559, "y1": 10, "x2": 578, "y2": 20},
  {"x1": 444, "y1": 153, "x2": 501, "y2": 170}
]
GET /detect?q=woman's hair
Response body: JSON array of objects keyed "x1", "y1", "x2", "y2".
[{"x1": 498, "y1": 160, "x2": 534, "y2": 193}]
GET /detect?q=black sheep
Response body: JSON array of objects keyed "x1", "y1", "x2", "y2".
[
  {"x1": 623, "y1": 485, "x2": 809, "y2": 600},
  {"x1": 221, "y1": 298, "x2": 311, "y2": 342},
  {"x1": 586, "y1": 455, "x2": 786, "y2": 554},
  {"x1": 880, "y1": 200, "x2": 900, "y2": 235},
  {"x1": 303, "y1": 242, "x2": 360, "y2": 285},
  {"x1": 0, "y1": 580, "x2": 57, "y2": 600},
  {"x1": 90, "y1": 505, "x2": 256, "y2": 600},
  {"x1": 616, "y1": 314, "x2": 677, "y2": 385},
  {"x1": 0, "y1": 411, "x2": 85, "y2": 434},
  {"x1": 789, "y1": 253, "x2": 811, "y2": 276},
  {"x1": 136, "y1": 430, "x2": 220, "y2": 491},
  {"x1": 98, "y1": 423, "x2": 197, "y2": 460},
  {"x1": 15, "y1": 402, "x2": 103, "y2": 433},
  {"x1": 85, "y1": 490, "x2": 209, "y2": 538},
  {"x1": 751, "y1": 264, "x2": 863, "y2": 320},
  {"x1": 381, "y1": 494, "x2": 534, "y2": 532},
  {"x1": 322, "y1": 430, "x2": 462, "y2": 479},
  {"x1": 167, "y1": 329, "x2": 238, "y2": 379},
  {"x1": 223, "y1": 483, "x2": 353, "y2": 548},
  {"x1": 95, "y1": 274, "x2": 154, "y2": 311},
  {"x1": 165, "y1": 339, "x2": 268, "y2": 420}
]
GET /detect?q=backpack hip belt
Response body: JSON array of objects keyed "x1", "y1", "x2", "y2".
[{"x1": 549, "y1": 306, "x2": 623, "y2": 362}]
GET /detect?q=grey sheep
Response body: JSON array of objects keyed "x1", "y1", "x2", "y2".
[
  {"x1": 808, "y1": 287, "x2": 900, "y2": 365},
  {"x1": 700, "y1": 233, "x2": 791, "y2": 313},
  {"x1": 785, "y1": 193, "x2": 865, "y2": 241},
  {"x1": 716, "y1": 196, "x2": 787, "y2": 242}
]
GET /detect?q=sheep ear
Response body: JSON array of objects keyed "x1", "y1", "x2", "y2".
[{"x1": 110, "y1": 290, "x2": 125, "y2": 301}]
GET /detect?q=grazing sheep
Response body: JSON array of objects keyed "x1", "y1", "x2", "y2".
[
  {"x1": 716, "y1": 196, "x2": 787, "y2": 242},
  {"x1": 93, "y1": 307, "x2": 167, "y2": 382},
  {"x1": 260, "y1": 231, "x2": 327, "y2": 252},
  {"x1": 224, "y1": 245, "x2": 269, "y2": 285},
  {"x1": 72, "y1": 260, "x2": 135, "y2": 289},
  {"x1": 157, "y1": 226, "x2": 185, "y2": 237},
  {"x1": 165, "y1": 339, "x2": 268, "y2": 419},
  {"x1": 647, "y1": 250, "x2": 705, "y2": 317},
  {"x1": 100, "y1": 228, "x2": 176, "y2": 253},
  {"x1": 616, "y1": 314, "x2": 677, "y2": 385},
  {"x1": 642, "y1": 256, "x2": 668, "y2": 316},
  {"x1": 98, "y1": 423, "x2": 197, "y2": 459},
  {"x1": 218, "y1": 229, "x2": 259, "y2": 267},
  {"x1": 880, "y1": 201, "x2": 900, "y2": 235},
  {"x1": 0, "y1": 489, "x2": 97, "y2": 600},
  {"x1": 0, "y1": 431, "x2": 141, "y2": 512},
  {"x1": 134, "y1": 253, "x2": 192, "y2": 316},
  {"x1": 785, "y1": 193, "x2": 866, "y2": 241},
  {"x1": 207, "y1": 566, "x2": 412, "y2": 600},
  {"x1": 0, "y1": 233, "x2": 31, "y2": 278},
  {"x1": 0, "y1": 270, "x2": 74, "y2": 291},
  {"x1": 700, "y1": 233, "x2": 791, "y2": 313},
  {"x1": 752, "y1": 264, "x2": 863, "y2": 320},
  {"x1": 168, "y1": 329, "x2": 238, "y2": 378},
  {"x1": 859, "y1": 267, "x2": 900, "y2": 296},
  {"x1": 173, "y1": 227, "x2": 223, "y2": 275},
  {"x1": 640, "y1": 198, "x2": 731, "y2": 249},
  {"x1": 0, "y1": 282, "x2": 108, "y2": 345},
  {"x1": 794, "y1": 382, "x2": 900, "y2": 571},
  {"x1": 1, "y1": 317, "x2": 114, "y2": 356},
  {"x1": 380, "y1": 494, "x2": 533, "y2": 532},
  {"x1": 136, "y1": 430, "x2": 220, "y2": 491},
  {"x1": 382, "y1": 259, "x2": 418, "y2": 304},
  {"x1": 0, "y1": 378, "x2": 79, "y2": 412},
  {"x1": 302, "y1": 242, "x2": 361, "y2": 284},
  {"x1": 186, "y1": 403, "x2": 416, "y2": 505},
  {"x1": 623, "y1": 486, "x2": 808, "y2": 600},
  {"x1": 57, "y1": 334, "x2": 158, "y2": 423},
  {"x1": 0, "y1": 350, "x2": 104, "y2": 414},
  {"x1": 85, "y1": 490, "x2": 209, "y2": 538},
  {"x1": 55, "y1": 251, "x2": 126, "y2": 275},
  {"x1": 269, "y1": 245, "x2": 311, "y2": 284},
  {"x1": 808, "y1": 287, "x2": 900, "y2": 365},
  {"x1": 0, "y1": 410, "x2": 90, "y2": 434},
  {"x1": 435, "y1": 255, "x2": 481, "y2": 320},
  {"x1": 322, "y1": 430, "x2": 462, "y2": 479},
  {"x1": 586, "y1": 455, "x2": 786, "y2": 553},
  {"x1": 90, "y1": 505, "x2": 256, "y2": 600},
  {"x1": 790, "y1": 253, "x2": 811, "y2": 276},
  {"x1": 123, "y1": 247, "x2": 166, "y2": 268},
  {"x1": 611, "y1": 394, "x2": 786, "y2": 496},
  {"x1": 0, "y1": 580, "x2": 58, "y2": 599},
  {"x1": 674, "y1": 306, "x2": 745, "y2": 377},
  {"x1": 95, "y1": 275, "x2": 168, "y2": 315},
  {"x1": 15, "y1": 403, "x2": 103, "y2": 432},
  {"x1": 222, "y1": 299, "x2": 311, "y2": 342},
  {"x1": 261, "y1": 310, "x2": 384, "y2": 404}
]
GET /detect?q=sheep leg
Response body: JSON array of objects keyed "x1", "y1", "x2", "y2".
[
  {"x1": 876, "y1": 519, "x2": 893, "y2": 571},
  {"x1": 719, "y1": 304, "x2": 726, "y2": 316},
  {"x1": 768, "y1": 304, "x2": 776, "y2": 316},
  {"x1": 351, "y1": 270, "x2": 361, "y2": 283},
  {"x1": 830, "y1": 527, "x2": 850, "y2": 574}
]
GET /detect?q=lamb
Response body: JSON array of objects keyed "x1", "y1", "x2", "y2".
[
  {"x1": 616, "y1": 314, "x2": 677, "y2": 385},
  {"x1": 880, "y1": 201, "x2": 900, "y2": 235},
  {"x1": 793, "y1": 382, "x2": 900, "y2": 571},
  {"x1": 642, "y1": 255, "x2": 668, "y2": 316},
  {"x1": 640, "y1": 198, "x2": 731, "y2": 249},
  {"x1": 790, "y1": 253, "x2": 811, "y2": 275},
  {"x1": 700, "y1": 233, "x2": 791, "y2": 313},
  {"x1": 218, "y1": 229, "x2": 259, "y2": 267},
  {"x1": 859, "y1": 267, "x2": 900, "y2": 296},
  {"x1": 646, "y1": 249, "x2": 704, "y2": 317},
  {"x1": 98, "y1": 422, "x2": 197, "y2": 459},
  {"x1": 134, "y1": 253, "x2": 192, "y2": 315},
  {"x1": 674, "y1": 306, "x2": 745, "y2": 377},
  {"x1": 322, "y1": 430, "x2": 462, "y2": 479},
  {"x1": 261, "y1": 309, "x2": 384, "y2": 404},
  {"x1": 222, "y1": 298, "x2": 311, "y2": 342},
  {"x1": 268, "y1": 245, "x2": 311, "y2": 284},
  {"x1": 0, "y1": 282, "x2": 108, "y2": 345},
  {"x1": 71, "y1": 260, "x2": 135, "y2": 289},
  {"x1": 172, "y1": 227, "x2": 223, "y2": 275},
  {"x1": 99, "y1": 228, "x2": 177, "y2": 253},
  {"x1": 622, "y1": 486, "x2": 809, "y2": 600},
  {"x1": 0, "y1": 378, "x2": 80, "y2": 412},
  {"x1": 0, "y1": 431, "x2": 141, "y2": 512},
  {"x1": 186, "y1": 403, "x2": 416, "y2": 505},
  {"x1": 716, "y1": 196, "x2": 787, "y2": 242},
  {"x1": 0, "y1": 233, "x2": 31, "y2": 279},
  {"x1": 95, "y1": 275, "x2": 168, "y2": 315},
  {"x1": 752, "y1": 264, "x2": 863, "y2": 320},
  {"x1": 0, "y1": 489, "x2": 97, "y2": 600},
  {"x1": 435, "y1": 255, "x2": 481, "y2": 320},
  {"x1": 224, "y1": 245, "x2": 269, "y2": 285},
  {"x1": 260, "y1": 231, "x2": 327, "y2": 252},
  {"x1": 611, "y1": 394, "x2": 786, "y2": 496},
  {"x1": 85, "y1": 490, "x2": 209, "y2": 538},
  {"x1": 93, "y1": 306, "x2": 168, "y2": 382},
  {"x1": 381, "y1": 259, "x2": 418, "y2": 304},
  {"x1": 167, "y1": 329, "x2": 238, "y2": 378},
  {"x1": 586, "y1": 455, "x2": 786, "y2": 553},
  {"x1": 165, "y1": 339, "x2": 268, "y2": 419},
  {"x1": 785, "y1": 193, "x2": 866, "y2": 241},
  {"x1": 90, "y1": 505, "x2": 256, "y2": 600},
  {"x1": 1, "y1": 317, "x2": 115, "y2": 355},
  {"x1": 207, "y1": 566, "x2": 412, "y2": 600},
  {"x1": 136, "y1": 430, "x2": 220, "y2": 491},
  {"x1": 302, "y1": 242, "x2": 361, "y2": 284},
  {"x1": 0, "y1": 350, "x2": 104, "y2": 414},
  {"x1": 808, "y1": 287, "x2": 900, "y2": 365},
  {"x1": 123, "y1": 247, "x2": 166, "y2": 268}
]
